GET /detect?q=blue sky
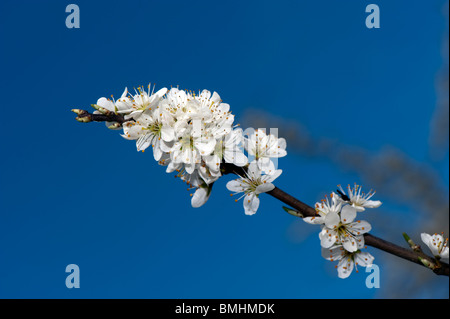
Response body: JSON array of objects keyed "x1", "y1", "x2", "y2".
[{"x1": 0, "y1": 0, "x2": 448, "y2": 298}]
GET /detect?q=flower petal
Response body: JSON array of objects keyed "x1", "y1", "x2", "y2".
[
  {"x1": 265, "y1": 169, "x2": 282, "y2": 182},
  {"x1": 247, "y1": 162, "x2": 261, "y2": 179},
  {"x1": 303, "y1": 216, "x2": 326, "y2": 225},
  {"x1": 224, "y1": 150, "x2": 248, "y2": 167},
  {"x1": 161, "y1": 125, "x2": 175, "y2": 142},
  {"x1": 320, "y1": 229, "x2": 338, "y2": 248},
  {"x1": 347, "y1": 220, "x2": 372, "y2": 236},
  {"x1": 255, "y1": 183, "x2": 275, "y2": 194},
  {"x1": 342, "y1": 236, "x2": 358, "y2": 252},
  {"x1": 243, "y1": 194, "x2": 259, "y2": 215},
  {"x1": 195, "y1": 138, "x2": 216, "y2": 156},
  {"x1": 421, "y1": 233, "x2": 432, "y2": 246},
  {"x1": 363, "y1": 200, "x2": 382, "y2": 209},
  {"x1": 136, "y1": 133, "x2": 153, "y2": 152},
  {"x1": 337, "y1": 257, "x2": 354, "y2": 279},
  {"x1": 152, "y1": 140, "x2": 163, "y2": 161},
  {"x1": 440, "y1": 247, "x2": 449, "y2": 259},
  {"x1": 324, "y1": 212, "x2": 340, "y2": 229},
  {"x1": 226, "y1": 180, "x2": 245, "y2": 193},
  {"x1": 340, "y1": 205, "x2": 357, "y2": 224},
  {"x1": 191, "y1": 187, "x2": 211, "y2": 208},
  {"x1": 354, "y1": 252, "x2": 374, "y2": 267},
  {"x1": 321, "y1": 246, "x2": 345, "y2": 261}
]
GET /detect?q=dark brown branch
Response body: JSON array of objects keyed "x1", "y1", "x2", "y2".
[
  {"x1": 220, "y1": 163, "x2": 449, "y2": 276},
  {"x1": 364, "y1": 234, "x2": 449, "y2": 276},
  {"x1": 268, "y1": 185, "x2": 449, "y2": 276},
  {"x1": 72, "y1": 109, "x2": 129, "y2": 125},
  {"x1": 267, "y1": 186, "x2": 317, "y2": 218},
  {"x1": 73, "y1": 118, "x2": 449, "y2": 277}
]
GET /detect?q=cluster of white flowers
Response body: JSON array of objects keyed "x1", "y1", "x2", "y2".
[
  {"x1": 91, "y1": 84, "x2": 287, "y2": 213},
  {"x1": 305, "y1": 184, "x2": 382, "y2": 278}
]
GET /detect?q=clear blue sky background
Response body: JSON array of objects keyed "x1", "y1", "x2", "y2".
[{"x1": 0, "y1": 0, "x2": 448, "y2": 298}]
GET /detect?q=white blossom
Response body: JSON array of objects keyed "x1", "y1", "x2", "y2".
[
  {"x1": 121, "y1": 109, "x2": 174, "y2": 160},
  {"x1": 304, "y1": 193, "x2": 343, "y2": 225},
  {"x1": 226, "y1": 162, "x2": 282, "y2": 215},
  {"x1": 123, "y1": 85, "x2": 168, "y2": 120},
  {"x1": 245, "y1": 129, "x2": 287, "y2": 174},
  {"x1": 421, "y1": 233, "x2": 449, "y2": 260},
  {"x1": 319, "y1": 205, "x2": 372, "y2": 252},
  {"x1": 337, "y1": 184, "x2": 382, "y2": 212},
  {"x1": 322, "y1": 242, "x2": 374, "y2": 279}
]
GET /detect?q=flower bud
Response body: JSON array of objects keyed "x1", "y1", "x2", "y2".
[
  {"x1": 108, "y1": 122, "x2": 122, "y2": 130},
  {"x1": 71, "y1": 109, "x2": 84, "y2": 115},
  {"x1": 75, "y1": 116, "x2": 92, "y2": 123},
  {"x1": 282, "y1": 206, "x2": 304, "y2": 218},
  {"x1": 91, "y1": 104, "x2": 112, "y2": 115},
  {"x1": 418, "y1": 256, "x2": 436, "y2": 270}
]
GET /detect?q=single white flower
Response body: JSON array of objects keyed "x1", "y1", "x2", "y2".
[
  {"x1": 226, "y1": 162, "x2": 282, "y2": 215},
  {"x1": 322, "y1": 243, "x2": 374, "y2": 279},
  {"x1": 304, "y1": 192, "x2": 343, "y2": 225},
  {"x1": 421, "y1": 233, "x2": 449, "y2": 260},
  {"x1": 193, "y1": 90, "x2": 234, "y2": 130},
  {"x1": 123, "y1": 84, "x2": 168, "y2": 120},
  {"x1": 245, "y1": 129, "x2": 287, "y2": 174},
  {"x1": 337, "y1": 184, "x2": 382, "y2": 212},
  {"x1": 121, "y1": 109, "x2": 174, "y2": 161},
  {"x1": 319, "y1": 205, "x2": 372, "y2": 252}
]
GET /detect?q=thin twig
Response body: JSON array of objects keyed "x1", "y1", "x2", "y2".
[
  {"x1": 267, "y1": 186, "x2": 449, "y2": 276},
  {"x1": 72, "y1": 109, "x2": 129, "y2": 124},
  {"x1": 220, "y1": 163, "x2": 449, "y2": 276},
  {"x1": 73, "y1": 113, "x2": 450, "y2": 277}
]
